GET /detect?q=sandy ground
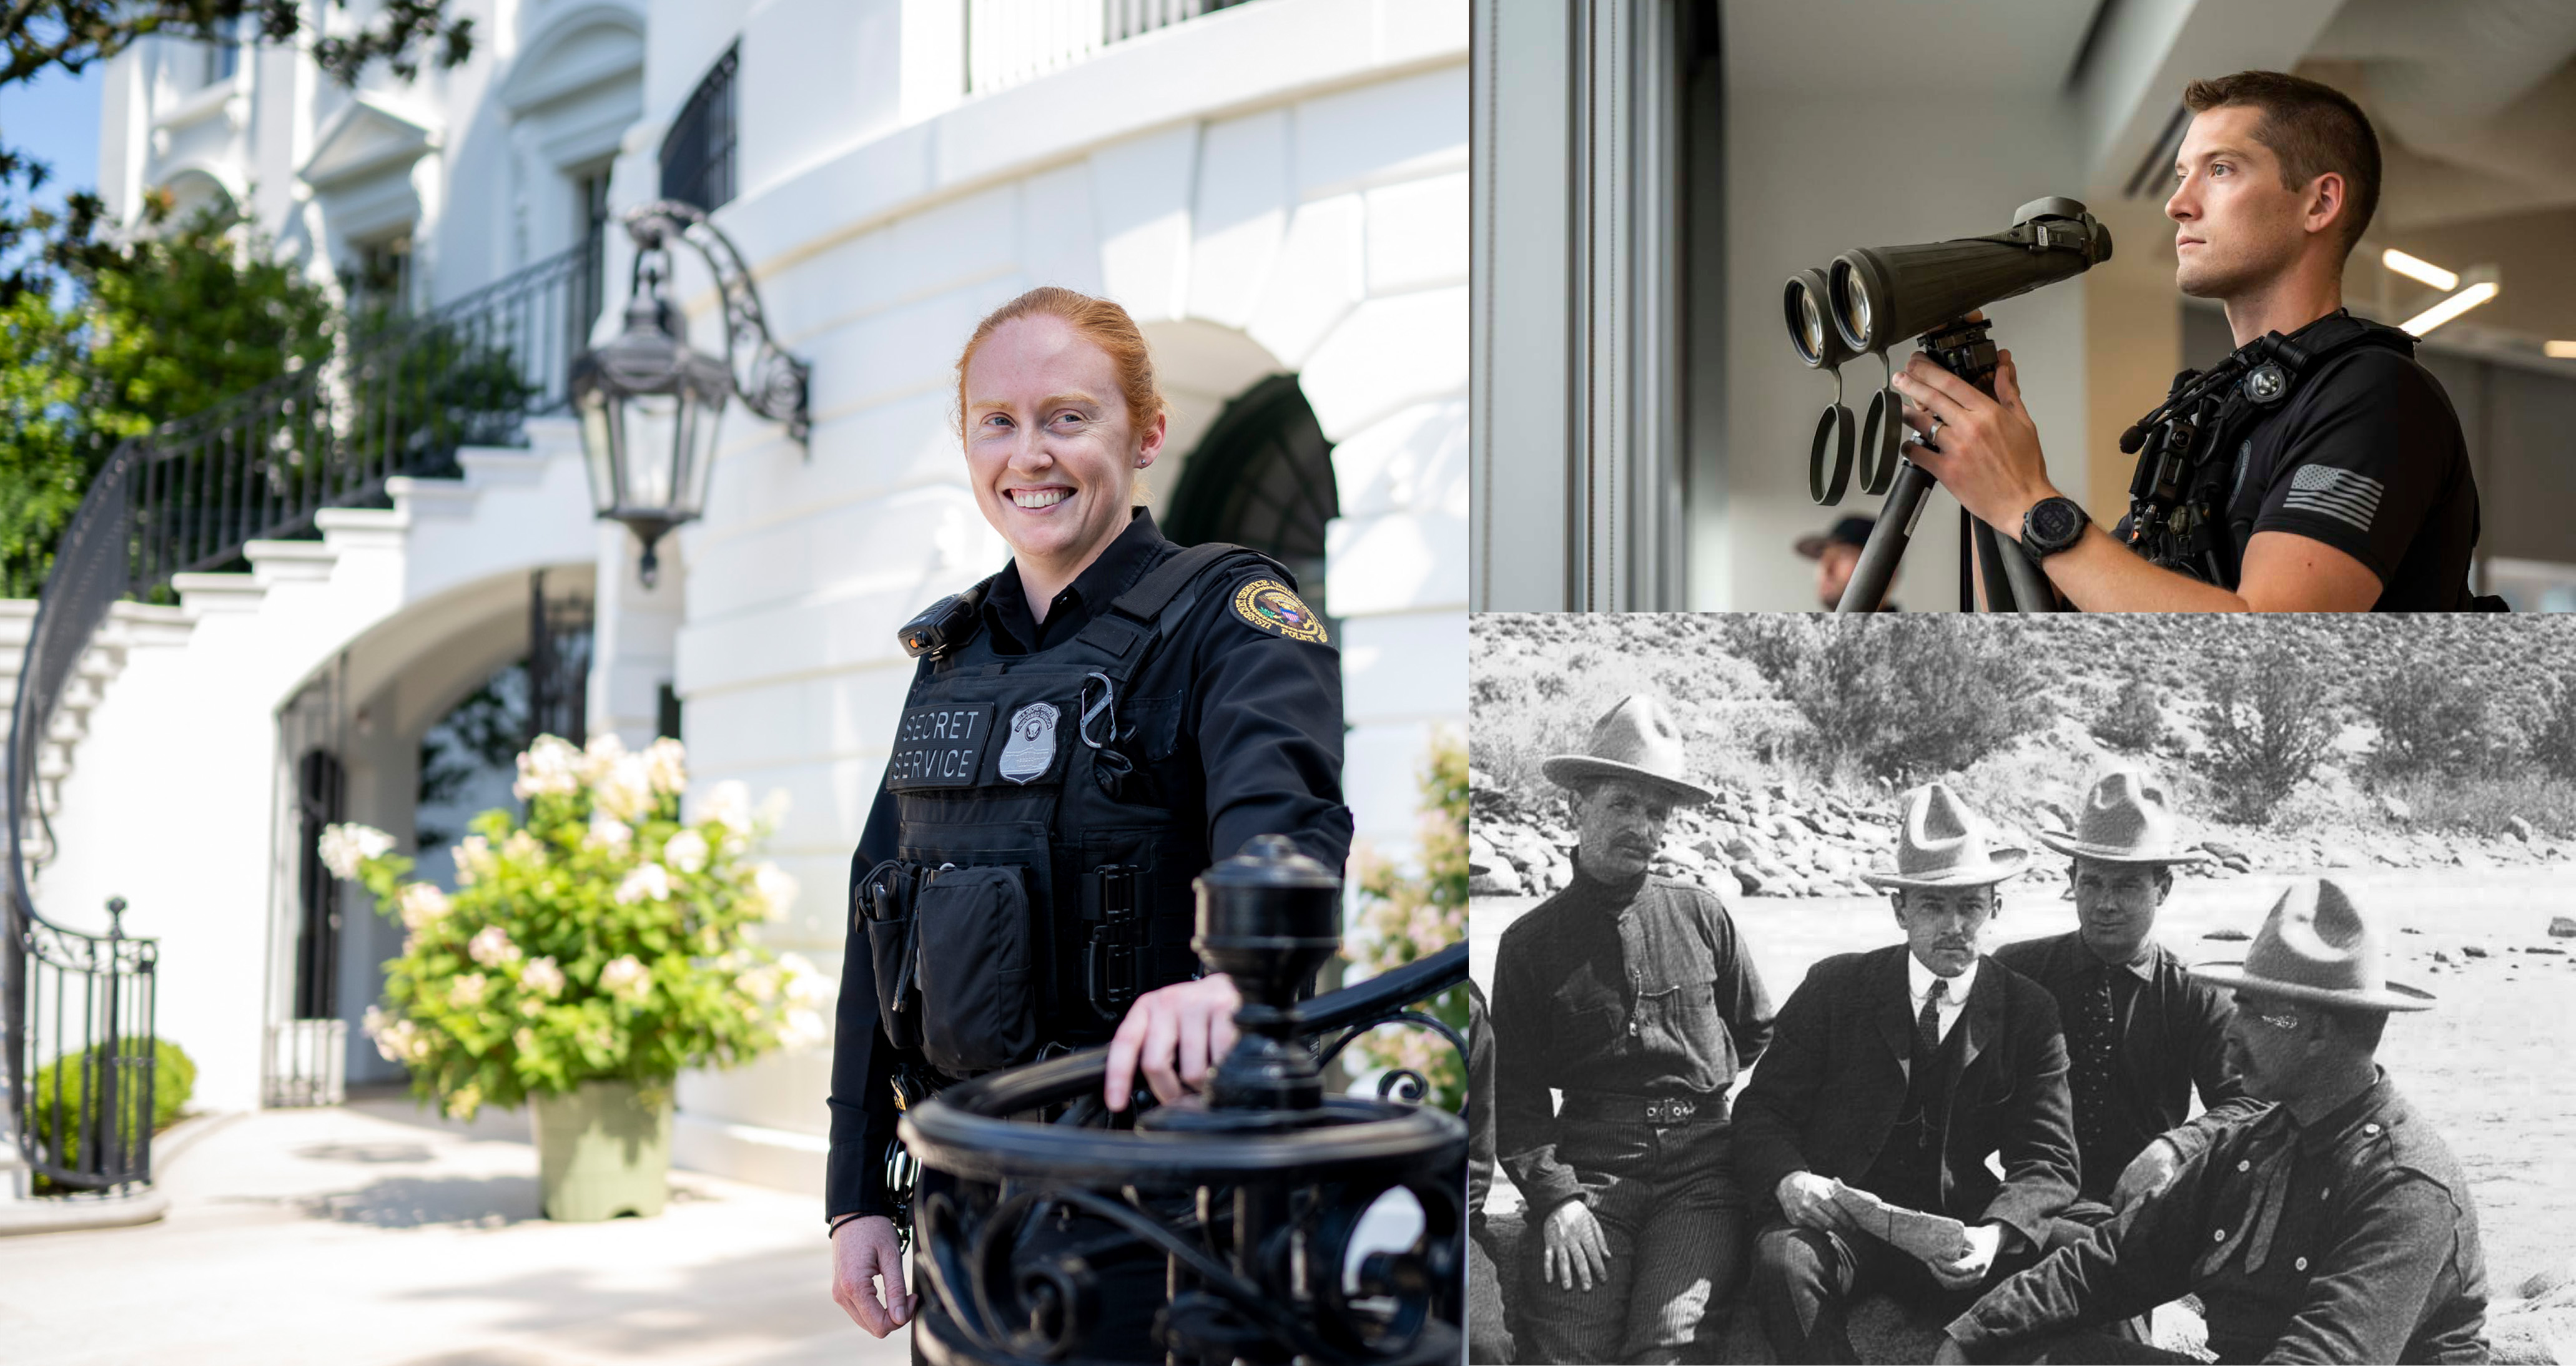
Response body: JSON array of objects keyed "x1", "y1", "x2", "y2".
[
  {"x1": 0, "y1": 1096, "x2": 909, "y2": 1366},
  {"x1": 1471, "y1": 863, "x2": 2576, "y2": 1290}
]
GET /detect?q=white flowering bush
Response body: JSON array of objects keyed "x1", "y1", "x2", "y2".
[{"x1": 332, "y1": 734, "x2": 826, "y2": 1120}]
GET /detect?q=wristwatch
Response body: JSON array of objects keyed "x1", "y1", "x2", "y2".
[{"x1": 2019, "y1": 495, "x2": 2090, "y2": 559}]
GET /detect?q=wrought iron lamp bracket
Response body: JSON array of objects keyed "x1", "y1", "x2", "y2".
[{"x1": 619, "y1": 199, "x2": 812, "y2": 449}]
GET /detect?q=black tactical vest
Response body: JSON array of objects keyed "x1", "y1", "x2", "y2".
[{"x1": 857, "y1": 541, "x2": 1288, "y2": 1079}]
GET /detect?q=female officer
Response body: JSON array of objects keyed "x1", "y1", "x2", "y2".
[{"x1": 826, "y1": 287, "x2": 1353, "y2": 1338}]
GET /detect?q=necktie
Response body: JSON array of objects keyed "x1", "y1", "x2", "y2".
[
  {"x1": 2072, "y1": 966, "x2": 2119, "y2": 1164},
  {"x1": 1916, "y1": 977, "x2": 1948, "y2": 1059}
]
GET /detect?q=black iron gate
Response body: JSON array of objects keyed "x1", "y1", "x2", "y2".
[{"x1": 526, "y1": 569, "x2": 595, "y2": 748}]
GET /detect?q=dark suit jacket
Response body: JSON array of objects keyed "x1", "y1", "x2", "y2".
[{"x1": 1735, "y1": 945, "x2": 2079, "y2": 1251}]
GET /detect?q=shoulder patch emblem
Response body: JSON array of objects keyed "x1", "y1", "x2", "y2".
[{"x1": 1231, "y1": 579, "x2": 1329, "y2": 645}]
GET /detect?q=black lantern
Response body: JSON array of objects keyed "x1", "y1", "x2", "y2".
[{"x1": 570, "y1": 200, "x2": 809, "y2": 587}]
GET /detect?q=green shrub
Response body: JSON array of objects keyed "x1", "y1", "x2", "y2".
[
  {"x1": 26, "y1": 1038, "x2": 195, "y2": 1168},
  {"x1": 2195, "y1": 640, "x2": 2338, "y2": 825}
]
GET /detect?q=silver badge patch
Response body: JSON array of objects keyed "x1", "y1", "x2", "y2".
[{"x1": 998, "y1": 702, "x2": 1059, "y2": 785}]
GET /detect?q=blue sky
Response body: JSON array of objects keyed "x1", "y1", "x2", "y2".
[{"x1": 2, "y1": 61, "x2": 104, "y2": 211}]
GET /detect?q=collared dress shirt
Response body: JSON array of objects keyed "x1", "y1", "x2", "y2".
[
  {"x1": 1948, "y1": 1071, "x2": 2487, "y2": 1364},
  {"x1": 1491, "y1": 858, "x2": 1776, "y2": 1217},
  {"x1": 1991, "y1": 933, "x2": 2255, "y2": 1203},
  {"x1": 1908, "y1": 955, "x2": 1976, "y2": 1049}
]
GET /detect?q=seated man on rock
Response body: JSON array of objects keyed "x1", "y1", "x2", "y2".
[
  {"x1": 1491, "y1": 695, "x2": 1778, "y2": 1364},
  {"x1": 1937, "y1": 878, "x2": 2488, "y2": 1364},
  {"x1": 1995, "y1": 770, "x2": 2256, "y2": 1249},
  {"x1": 1737, "y1": 783, "x2": 2079, "y2": 1364}
]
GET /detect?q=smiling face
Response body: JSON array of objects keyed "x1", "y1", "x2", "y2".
[
  {"x1": 1569, "y1": 778, "x2": 1676, "y2": 882},
  {"x1": 962, "y1": 314, "x2": 1167, "y2": 577},
  {"x1": 2071, "y1": 857, "x2": 2173, "y2": 966},
  {"x1": 2165, "y1": 104, "x2": 2346, "y2": 300},
  {"x1": 1893, "y1": 884, "x2": 1997, "y2": 978}
]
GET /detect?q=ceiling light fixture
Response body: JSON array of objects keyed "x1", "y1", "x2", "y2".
[
  {"x1": 2381, "y1": 248, "x2": 2460, "y2": 292},
  {"x1": 2398, "y1": 280, "x2": 2499, "y2": 337}
]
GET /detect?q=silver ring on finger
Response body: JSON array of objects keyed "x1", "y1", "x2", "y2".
[{"x1": 1927, "y1": 415, "x2": 1945, "y2": 443}]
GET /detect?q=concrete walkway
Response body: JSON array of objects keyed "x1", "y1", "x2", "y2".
[{"x1": 0, "y1": 1098, "x2": 910, "y2": 1365}]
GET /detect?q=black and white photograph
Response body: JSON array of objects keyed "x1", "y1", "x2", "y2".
[{"x1": 1468, "y1": 612, "x2": 2576, "y2": 1363}]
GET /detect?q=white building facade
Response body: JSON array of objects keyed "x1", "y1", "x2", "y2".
[{"x1": 25, "y1": 0, "x2": 1467, "y2": 1194}]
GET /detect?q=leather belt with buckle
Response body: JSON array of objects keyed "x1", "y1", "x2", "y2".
[{"x1": 1642, "y1": 1096, "x2": 1699, "y2": 1126}]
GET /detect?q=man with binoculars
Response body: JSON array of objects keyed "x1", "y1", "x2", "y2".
[{"x1": 1892, "y1": 71, "x2": 2482, "y2": 613}]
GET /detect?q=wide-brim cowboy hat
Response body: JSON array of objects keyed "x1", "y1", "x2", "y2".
[
  {"x1": 1861, "y1": 782, "x2": 2030, "y2": 890},
  {"x1": 1540, "y1": 695, "x2": 1720, "y2": 807},
  {"x1": 2036, "y1": 769, "x2": 2213, "y2": 865},
  {"x1": 2191, "y1": 877, "x2": 2433, "y2": 1013}
]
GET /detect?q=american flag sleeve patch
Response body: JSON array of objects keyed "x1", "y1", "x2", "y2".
[{"x1": 2279, "y1": 463, "x2": 2386, "y2": 533}]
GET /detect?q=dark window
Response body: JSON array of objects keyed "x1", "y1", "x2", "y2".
[
  {"x1": 347, "y1": 232, "x2": 413, "y2": 316},
  {"x1": 659, "y1": 46, "x2": 739, "y2": 211},
  {"x1": 526, "y1": 569, "x2": 595, "y2": 748},
  {"x1": 1163, "y1": 373, "x2": 1341, "y2": 621},
  {"x1": 292, "y1": 748, "x2": 346, "y2": 1021},
  {"x1": 656, "y1": 682, "x2": 683, "y2": 742}
]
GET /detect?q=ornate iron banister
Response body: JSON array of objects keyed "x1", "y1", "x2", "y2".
[
  {"x1": 901, "y1": 837, "x2": 1466, "y2": 1365},
  {"x1": 5, "y1": 236, "x2": 606, "y2": 1192}
]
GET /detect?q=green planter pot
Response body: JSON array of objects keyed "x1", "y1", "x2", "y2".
[{"x1": 529, "y1": 1080, "x2": 671, "y2": 1222}]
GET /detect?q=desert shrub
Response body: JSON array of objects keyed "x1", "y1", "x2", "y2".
[
  {"x1": 27, "y1": 1038, "x2": 196, "y2": 1169},
  {"x1": 2195, "y1": 639, "x2": 2339, "y2": 825},
  {"x1": 2092, "y1": 674, "x2": 2165, "y2": 753},
  {"x1": 2534, "y1": 678, "x2": 2576, "y2": 782},
  {"x1": 1735, "y1": 616, "x2": 2048, "y2": 784},
  {"x1": 2359, "y1": 661, "x2": 2500, "y2": 779}
]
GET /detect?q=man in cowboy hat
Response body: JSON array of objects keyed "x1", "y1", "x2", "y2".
[
  {"x1": 1993, "y1": 771, "x2": 2255, "y2": 1247},
  {"x1": 1491, "y1": 694, "x2": 1778, "y2": 1363},
  {"x1": 1938, "y1": 878, "x2": 2487, "y2": 1364},
  {"x1": 1737, "y1": 783, "x2": 2079, "y2": 1364}
]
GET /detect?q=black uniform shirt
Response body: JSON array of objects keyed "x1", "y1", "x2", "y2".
[
  {"x1": 2113, "y1": 313, "x2": 2479, "y2": 609},
  {"x1": 1991, "y1": 932, "x2": 2255, "y2": 1202},
  {"x1": 823, "y1": 507, "x2": 1353, "y2": 1222},
  {"x1": 1491, "y1": 859, "x2": 1775, "y2": 1217},
  {"x1": 1950, "y1": 1071, "x2": 2487, "y2": 1364}
]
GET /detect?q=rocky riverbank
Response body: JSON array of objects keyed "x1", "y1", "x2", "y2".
[{"x1": 1468, "y1": 772, "x2": 2576, "y2": 903}]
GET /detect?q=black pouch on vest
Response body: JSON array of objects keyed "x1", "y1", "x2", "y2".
[
  {"x1": 857, "y1": 860, "x2": 924, "y2": 1051},
  {"x1": 915, "y1": 865, "x2": 1039, "y2": 1074}
]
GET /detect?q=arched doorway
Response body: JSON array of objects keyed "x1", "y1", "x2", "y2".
[{"x1": 1162, "y1": 373, "x2": 1339, "y2": 617}]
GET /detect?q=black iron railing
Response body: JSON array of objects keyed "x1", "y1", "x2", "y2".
[
  {"x1": 6, "y1": 237, "x2": 606, "y2": 1190},
  {"x1": 903, "y1": 937, "x2": 1468, "y2": 1364},
  {"x1": 10, "y1": 900, "x2": 159, "y2": 1191}
]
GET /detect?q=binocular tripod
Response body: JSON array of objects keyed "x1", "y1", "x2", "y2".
[{"x1": 1830, "y1": 318, "x2": 2058, "y2": 614}]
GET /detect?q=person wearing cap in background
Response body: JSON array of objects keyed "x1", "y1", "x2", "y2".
[
  {"x1": 1936, "y1": 878, "x2": 2487, "y2": 1365},
  {"x1": 1795, "y1": 515, "x2": 1900, "y2": 611},
  {"x1": 1491, "y1": 695, "x2": 1777, "y2": 1364},
  {"x1": 1738, "y1": 784, "x2": 2078, "y2": 1364},
  {"x1": 1993, "y1": 771, "x2": 2255, "y2": 1251}
]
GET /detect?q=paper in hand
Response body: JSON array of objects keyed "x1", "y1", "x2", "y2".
[{"x1": 1829, "y1": 1180, "x2": 1970, "y2": 1262}]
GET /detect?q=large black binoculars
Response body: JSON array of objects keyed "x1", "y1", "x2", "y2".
[{"x1": 1780, "y1": 197, "x2": 2112, "y2": 612}]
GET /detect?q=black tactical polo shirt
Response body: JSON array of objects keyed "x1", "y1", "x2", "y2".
[{"x1": 2218, "y1": 327, "x2": 2480, "y2": 609}]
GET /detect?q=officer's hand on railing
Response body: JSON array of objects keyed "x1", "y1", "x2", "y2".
[
  {"x1": 1104, "y1": 973, "x2": 1241, "y2": 1111},
  {"x1": 831, "y1": 1214, "x2": 915, "y2": 1338},
  {"x1": 2111, "y1": 1137, "x2": 2183, "y2": 1212},
  {"x1": 1541, "y1": 1197, "x2": 1613, "y2": 1292},
  {"x1": 1775, "y1": 1171, "x2": 1850, "y2": 1234}
]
